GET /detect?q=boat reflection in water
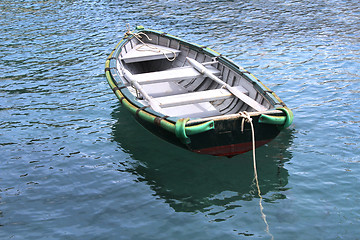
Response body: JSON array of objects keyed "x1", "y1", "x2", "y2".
[{"x1": 111, "y1": 106, "x2": 294, "y2": 213}]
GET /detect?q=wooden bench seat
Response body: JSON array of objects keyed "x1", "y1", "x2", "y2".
[
  {"x1": 154, "y1": 86, "x2": 249, "y2": 108},
  {"x1": 121, "y1": 44, "x2": 181, "y2": 63},
  {"x1": 132, "y1": 66, "x2": 221, "y2": 85}
]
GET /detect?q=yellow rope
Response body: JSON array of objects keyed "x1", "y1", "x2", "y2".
[
  {"x1": 240, "y1": 111, "x2": 274, "y2": 240},
  {"x1": 124, "y1": 24, "x2": 177, "y2": 62}
]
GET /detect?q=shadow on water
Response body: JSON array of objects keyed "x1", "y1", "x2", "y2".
[{"x1": 111, "y1": 105, "x2": 294, "y2": 213}]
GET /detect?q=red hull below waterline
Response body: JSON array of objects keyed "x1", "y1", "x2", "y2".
[{"x1": 193, "y1": 139, "x2": 272, "y2": 157}]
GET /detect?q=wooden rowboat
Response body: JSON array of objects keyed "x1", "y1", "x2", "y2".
[{"x1": 105, "y1": 26, "x2": 293, "y2": 157}]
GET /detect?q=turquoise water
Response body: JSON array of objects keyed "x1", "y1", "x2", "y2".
[{"x1": 1, "y1": 0, "x2": 359, "y2": 239}]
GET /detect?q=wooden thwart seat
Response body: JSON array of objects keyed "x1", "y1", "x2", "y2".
[
  {"x1": 154, "y1": 86, "x2": 249, "y2": 108},
  {"x1": 132, "y1": 66, "x2": 221, "y2": 85},
  {"x1": 121, "y1": 44, "x2": 181, "y2": 63},
  {"x1": 122, "y1": 53, "x2": 266, "y2": 112},
  {"x1": 186, "y1": 57, "x2": 268, "y2": 112}
]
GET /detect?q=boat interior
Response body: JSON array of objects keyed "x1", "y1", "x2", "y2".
[{"x1": 116, "y1": 32, "x2": 272, "y2": 119}]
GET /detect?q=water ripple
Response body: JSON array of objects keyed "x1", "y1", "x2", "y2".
[{"x1": 1, "y1": 0, "x2": 360, "y2": 239}]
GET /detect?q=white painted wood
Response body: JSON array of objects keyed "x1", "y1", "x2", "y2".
[
  {"x1": 154, "y1": 86, "x2": 248, "y2": 108},
  {"x1": 186, "y1": 57, "x2": 267, "y2": 112},
  {"x1": 161, "y1": 102, "x2": 221, "y2": 118},
  {"x1": 133, "y1": 66, "x2": 220, "y2": 84},
  {"x1": 121, "y1": 44, "x2": 181, "y2": 63},
  {"x1": 122, "y1": 69, "x2": 163, "y2": 112},
  {"x1": 141, "y1": 82, "x2": 187, "y2": 97}
]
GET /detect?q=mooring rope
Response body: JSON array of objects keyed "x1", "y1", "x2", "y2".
[
  {"x1": 124, "y1": 24, "x2": 177, "y2": 62},
  {"x1": 239, "y1": 111, "x2": 274, "y2": 240}
]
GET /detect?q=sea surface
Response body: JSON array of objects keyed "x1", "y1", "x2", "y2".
[{"x1": 1, "y1": 0, "x2": 359, "y2": 239}]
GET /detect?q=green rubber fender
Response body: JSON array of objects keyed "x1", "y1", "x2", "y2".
[
  {"x1": 278, "y1": 107, "x2": 293, "y2": 128},
  {"x1": 259, "y1": 107, "x2": 293, "y2": 129},
  {"x1": 259, "y1": 114, "x2": 287, "y2": 125},
  {"x1": 185, "y1": 120, "x2": 214, "y2": 135},
  {"x1": 175, "y1": 118, "x2": 191, "y2": 144},
  {"x1": 175, "y1": 118, "x2": 215, "y2": 144}
]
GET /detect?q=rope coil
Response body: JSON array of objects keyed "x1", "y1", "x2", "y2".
[{"x1": 124, "y1": 24, "x2": 177, "y2": 62}]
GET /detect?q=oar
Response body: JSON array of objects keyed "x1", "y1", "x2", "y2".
[
  {"x1": 186, "y1": 57, "x2": 267, "y2": 112},
  {"x1": 122, "y1": 69, "x2": 163, "y2": 113}
]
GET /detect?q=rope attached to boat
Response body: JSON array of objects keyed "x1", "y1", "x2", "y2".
[
  {"x1": 239, "y1": 111, "x2": 274, "y2": 240},
  {"x1": 124, "y1": 24, "x2": 177, "y2": 62}
]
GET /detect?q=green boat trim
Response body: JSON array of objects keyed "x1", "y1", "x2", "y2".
[{"x1": 105, "y1": 26, "x2": 293, "y2": 150}]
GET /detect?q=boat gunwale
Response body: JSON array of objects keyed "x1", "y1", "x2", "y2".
[{"x1": 106, "y1": 27, "x2": 291, "y2": 126}]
